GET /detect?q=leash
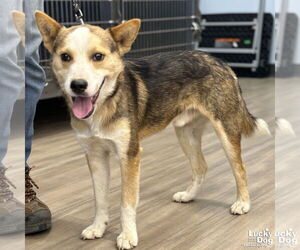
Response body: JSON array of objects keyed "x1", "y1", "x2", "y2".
[{"x1": 72, "y1": 0, "x2": 84, "y2": 24}]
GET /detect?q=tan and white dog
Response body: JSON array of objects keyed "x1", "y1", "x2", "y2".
[
  {"x1": 12, "y1": 10, "x2": 25, "y2": 46},
  {"x1": 35, "y1": 11, "x2": 271, "y2": 249}
]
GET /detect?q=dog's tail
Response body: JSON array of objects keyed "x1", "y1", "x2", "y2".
[
  {"x1": 240, "y1": 102, "x2": 270, "y2": 137},
  {"x1": 232, "y1": 75, "x2": 270, "y2": 137},
  {"x1": 276, "y1": 118, "x2": 295, "y2": 135},
  {"x1": 254, "y1": 118, "x2": 271, "y2": 136},
  {"x1": 242, "y1": 116, "x2": 270, "y2": 137}
]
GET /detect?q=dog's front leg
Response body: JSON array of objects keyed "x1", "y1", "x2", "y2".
[
  {"x1": 81, "y1": 150, "x2": 110, "y2": 240},
  {"x1": 117, "y1": 150, "x2": 141, "y2": 249}
]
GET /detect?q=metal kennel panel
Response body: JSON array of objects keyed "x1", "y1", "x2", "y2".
[
  {"x1": 122, "y1": 0, "x2": 198, "y2": 58},
  {"x1": 39, "y1": 0, "x2": 200, "y2": 98},
  {"x1": 40, "y1": 0, "x2": 198, "y2": 63},
  {"x1": 40, "y1": 0, "x2": 120, "y2": 65}
]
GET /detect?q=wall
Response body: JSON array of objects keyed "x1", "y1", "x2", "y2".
[
  {"x1": 284, "y1": 0, "x2": 300, "y2": 64},
  {"x1": 200, "y1": 0, "x2": 274, "y2": 14}
]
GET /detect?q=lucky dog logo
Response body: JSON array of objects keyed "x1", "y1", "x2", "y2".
[
  {"x1": 242, "y1": 228, "x2": 298, "y2": 248},
  {"x1": 275, "y1": 229, "x2": 298, "y2": 248}
]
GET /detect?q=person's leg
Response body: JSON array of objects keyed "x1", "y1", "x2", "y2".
[
  {"x1": 25, "y1": 0, "x2": 46, "y2": 164},
  {"x1": 0, "y1": 0, "x2": 25, "y2": 235},
  {"x1": 0, "y1": 0, "x2": 24, "y2": 169},
  {"x1": 24, "y1": 0, "x2": 52, "y2": 234}
]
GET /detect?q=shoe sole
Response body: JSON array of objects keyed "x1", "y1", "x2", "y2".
[{"x1": 25, "y1": 220, "x2": 51, "y2": 235}]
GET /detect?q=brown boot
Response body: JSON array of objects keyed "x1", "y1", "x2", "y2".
[
  {"x1": 0, "y1": 167, "x2": 24, "y2": 235},
  {"x1": 25, "y1": 167, "x2": 51, "y2": 234}
]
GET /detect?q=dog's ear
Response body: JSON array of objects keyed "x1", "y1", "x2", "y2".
[
  {"x1": 12, "y1": 11, "x2": 25, "y2": 46},
  {"x1": 35, "y1": 11, "x2": 62, "y2": 53},
  {"x1": 109, "y1": 19, "x2": 141, "y2": 55}
]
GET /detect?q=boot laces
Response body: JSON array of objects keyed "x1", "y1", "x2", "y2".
[
  {"x1": 0, "y1": 167, "x2": 16, "y2": 202},
  {"x1": 25, "y1": 167, "x2": 39, "y2": 203}
]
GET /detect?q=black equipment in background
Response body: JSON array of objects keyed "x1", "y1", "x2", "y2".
[{"x1": 199, "y1": 13, "x2": 274, "y2": 77}]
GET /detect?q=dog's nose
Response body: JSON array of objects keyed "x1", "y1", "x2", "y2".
[{"x1": 70, "y1": 79, "x2": 88, "y2": 94}]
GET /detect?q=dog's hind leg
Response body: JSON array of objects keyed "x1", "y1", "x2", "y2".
[
  {"x1": 173, "y1": 114, "x2": 209, "y2": 203},
  {"x1": 81, "y1": 149, "x2": 110, "y2": 240},
  {"x1": 213, "y1": 121, "x2": 250, "y2": 215}
]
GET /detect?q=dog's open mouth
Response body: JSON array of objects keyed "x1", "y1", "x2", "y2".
[{"x1": 71, "y1": 78, "x2": 105, "y2": 119}]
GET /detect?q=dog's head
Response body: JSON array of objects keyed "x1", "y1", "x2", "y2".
[{"x1": 35, "y1": 11, "x2": 140, "y2": 120}]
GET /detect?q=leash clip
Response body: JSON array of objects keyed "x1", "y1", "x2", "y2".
[{"x1": 72, "y1": 0, "x2": 84, "y2": 24}]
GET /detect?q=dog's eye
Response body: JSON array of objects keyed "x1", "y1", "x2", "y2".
[
  {"x1": 61, "y1": 53, "x2": 72, "y2": 62},
  {"x1": 92, "y1": 53, "x2": 104, "y2": 61}
]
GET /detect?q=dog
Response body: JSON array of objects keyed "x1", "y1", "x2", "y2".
[
  {"x1": 11, "y1": 11, "x2": 25, "y2": 46},
  {"x1": 276, "y1": 118, "x2": 295, "y2": 135},
  {"x1": 35, "y1": 11, "x2": 270, "y2": 249}
]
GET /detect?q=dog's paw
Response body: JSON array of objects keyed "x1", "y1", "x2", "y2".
[
  {"x1": 117, "y1": 231, "x2": 138, "y2": 249},
  {"x1": 81, "y1": 223, "x2": 107, "y2": 240},
  {"x1": 172, "y1": 191, "x2": 194, "y2": 203},
  {"x1": 230, "y1": 200, "x2": 250, "y2": 215}
]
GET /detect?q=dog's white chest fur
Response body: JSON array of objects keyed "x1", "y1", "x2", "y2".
[{"x1": 73, "y1": 117, "x2": 130, "y2": 158}]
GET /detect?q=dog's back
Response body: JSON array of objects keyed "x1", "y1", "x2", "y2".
[{"x1": 124, "y1": 51, "x2": 257, "y2": 138}]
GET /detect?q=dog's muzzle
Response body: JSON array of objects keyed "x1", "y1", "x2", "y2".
[{"x1": 71, "y1": 78, "x2": 105, "y2": 119}]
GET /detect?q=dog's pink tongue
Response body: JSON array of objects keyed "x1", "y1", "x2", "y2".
[{"x1": 72, "y1": 97, "x2": 93, "y2": 119}]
